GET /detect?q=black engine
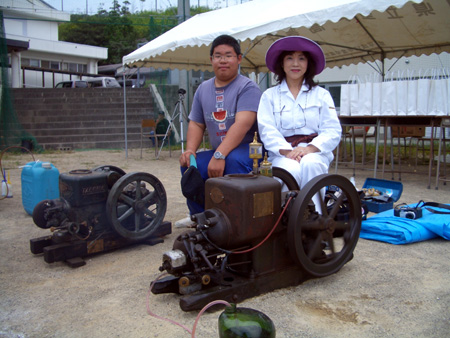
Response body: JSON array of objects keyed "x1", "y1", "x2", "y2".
[{"x1": 30, "y1": 165, "x2": 171, "y2": 267}]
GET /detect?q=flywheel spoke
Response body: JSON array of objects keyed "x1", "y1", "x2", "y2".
[
  {"x1": 119, "y1": 193, "x2": 135, "y2": 207},
  {"x1": 118, "y1": 206, "x2": 135, "y2": 222},
  {"x1": 144, "y1": 207, "x2": 158, "y2": 219},
  {"x1": 135, "y1": 212, "x2": 142, "y2": 231},
  {"x1": 307, "y1": 234, "x2": 324, "y2": 260},
  {"x1": 301, "y1": 218, "x2": 321, "y2": 231},
  {"x1": 334, "y1": 220, "x2": 352, "y2": 231},
  {"x1": 328, "y1": 193, "x2": 345, "y2": 219},
  {"x1": 135, "y1": 180, "x2": 142, "y2": 199},
  {"x1": 325, "y1": 232, "x2": 336, "y2": 255},
  {"x1": 142, "y1": 190, "x2": 156, "y2": 204}
]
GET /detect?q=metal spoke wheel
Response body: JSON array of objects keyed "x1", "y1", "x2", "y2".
[
  {"x1": 287, "y1": 174, "x2": 361, "y2": 277},
  {"x1": 106, "y1": 172, "x2": 167, "y2": 241},
  {"x1": 272, "y1": 167, "x2": 300, "y2": 191}
]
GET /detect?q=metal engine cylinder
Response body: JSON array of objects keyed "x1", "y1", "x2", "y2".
[
  {"x1": 32, "y1": 169, "x2": 120, "y2": 233},
  {"x1": 199, "y1": 174, "x2": 282, "y2": 249}
]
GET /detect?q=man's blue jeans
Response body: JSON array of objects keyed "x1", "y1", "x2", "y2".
[{"x1": 180, "y1": 143, "x2": 255, "y2": 215}]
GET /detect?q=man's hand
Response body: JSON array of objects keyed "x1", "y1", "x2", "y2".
[
  {"x1": 179, "y1": 121, "x2": 205, "y2": 167},
  {"x1": 179, "y1": 150, "x2": 195, "y2": 167},
  {"x1": 207, "y1": 158, "x2": 225, "y2": 178}
]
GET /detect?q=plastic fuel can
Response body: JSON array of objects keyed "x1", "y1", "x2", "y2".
[{"x1": 21, "y1": 161, "x2": 60, "y2": 215}]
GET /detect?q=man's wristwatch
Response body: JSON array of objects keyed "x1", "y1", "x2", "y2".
[{"x1": 213, "y1": 151, "x2": 226, "y2": 160}]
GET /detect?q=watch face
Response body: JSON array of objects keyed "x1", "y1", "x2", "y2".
[{"x1": 214, "y1": 151, "x2": 224, "y2": 159}]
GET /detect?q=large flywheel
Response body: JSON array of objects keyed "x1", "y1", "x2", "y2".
[
  {"x1": 106, "y1": 172, "x2": 167, "y2": 241},
  {"x1": 287, "y1": 174, "x2": 361, "y2": 277}
]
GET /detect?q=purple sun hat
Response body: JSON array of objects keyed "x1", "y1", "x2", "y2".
[{"x1": 265, "y1": 36, "x2": 326, "y2": 75}]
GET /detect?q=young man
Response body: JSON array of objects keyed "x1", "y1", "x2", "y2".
[{"x1": 179, "y1": 34, "x2": 262, "y2": 216}]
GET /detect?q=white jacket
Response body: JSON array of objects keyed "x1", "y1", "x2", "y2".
[{"x1": 257, "y1": 80, "x2": 342, "y2": 160}]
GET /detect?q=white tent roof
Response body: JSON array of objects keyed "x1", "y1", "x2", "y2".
[{"x1": 123, "y1": 0, "x2": 450, "y2": 74}]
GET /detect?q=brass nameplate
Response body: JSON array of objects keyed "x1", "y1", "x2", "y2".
[{"x1": 253, "y1": 191, "x2": 274, "y2": 218}]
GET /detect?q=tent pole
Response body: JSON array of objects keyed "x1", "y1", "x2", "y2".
[
  {"x1": 386, "y1": 51, "x2": 407, "y2": 74},
  {"x1": 356, "y1": 15, "x2": 386, "y2": 79},
  {"x1": 123, "y1": 65, "x2": 128, "y2": 159}
]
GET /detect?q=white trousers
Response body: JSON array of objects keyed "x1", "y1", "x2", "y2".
[
  {"x1": 271, "y1": 152, "x2": 331, "y2": 214},
  {"x1": 271, "y1": 152, "x2": 331, "y2": 190}
]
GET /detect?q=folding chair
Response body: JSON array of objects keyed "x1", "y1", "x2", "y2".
[
  {"x1": 435, "y1": 117, "x2": 450, "y2": 189},
  {"x1": 334, "y1": 125, "x2": 377, "y2": 176},
  {"x1": 140, "y1": 119, "x2": 170, "y2": 158}
]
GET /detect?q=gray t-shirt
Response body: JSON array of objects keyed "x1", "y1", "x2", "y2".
[{"x1": 189, "y1": 74, "x2": 262, "y2": 150}]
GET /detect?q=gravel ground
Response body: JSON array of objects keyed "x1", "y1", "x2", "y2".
[{"x1": 0, "y1": 148, "x2": 449, "y2": 338}]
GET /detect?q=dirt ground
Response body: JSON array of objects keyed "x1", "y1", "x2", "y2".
[{"x1": 0, "y1": 148, "x2": 449, "y2": 338}]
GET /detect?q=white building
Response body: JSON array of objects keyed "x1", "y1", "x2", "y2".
[{"x1": 1, "y1": 0, "x2": 108, "y2": 88}]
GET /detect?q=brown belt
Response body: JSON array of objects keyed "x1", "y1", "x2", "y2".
[{"x1": 285, "y1": 133, "x2": 318, "y2": 147}]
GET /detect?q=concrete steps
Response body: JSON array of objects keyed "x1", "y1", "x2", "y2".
[{"x1": 12, "y1": 87, "x2": 156, "y2": 150}]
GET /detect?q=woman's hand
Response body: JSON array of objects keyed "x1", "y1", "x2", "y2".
[{"x1": 283, "y1": 145, "x2": 320, "y2": 162}]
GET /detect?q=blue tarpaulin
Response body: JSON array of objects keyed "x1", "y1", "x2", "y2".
[{"x1": 361, "y1": 203, "x2": 450, "y2": 244}]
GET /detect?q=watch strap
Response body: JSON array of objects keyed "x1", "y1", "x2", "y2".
[{"x1": 214, "y1": 151, "x2": 226, "y2": 160}]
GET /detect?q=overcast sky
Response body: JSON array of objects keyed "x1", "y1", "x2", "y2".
[{"x1": 44, "y1": 0, "x2": 249, "y2": 15}]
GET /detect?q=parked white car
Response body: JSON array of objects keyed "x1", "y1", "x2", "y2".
[
  {"x1": 55, "y1": 80, "x2": 89, "y2": 88},
  {"x1": 86, "y1": 77, "x2": 121, "y2": 88}
]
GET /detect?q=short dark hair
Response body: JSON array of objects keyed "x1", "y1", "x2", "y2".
[
  {"x1": 210, "y1": 35, "x2": 241, "y2": 56},
  {"x1": 273, "y1": 51, "x2": 318, "y2": 90}
]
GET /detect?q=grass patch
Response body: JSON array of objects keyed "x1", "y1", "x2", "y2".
[{"x1": 337, "y1": 139, "x2": 440, "y2": 166}]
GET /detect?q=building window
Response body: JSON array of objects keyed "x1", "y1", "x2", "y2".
[
  {"x1": 22, "y1": 58, "x2": 40, "y2": 67},
  {"x1": 66, "y1": 63, "x2": 88, "y2": 73},
  {"x1": 320, "y1": 83, "x2": 342, "y2": 111},
  {"x1": 50, "y1": 61, "x2": 60, "y2": 70},
  {"x1": 22, "y1": 58, "x2": 87, "y2": 74},
  {"x1": 29, "y1": 59, "x2": 40, "y2": 67},
  {"x1": 68, "y1": 63, "x2": 77, "y2": 72}
]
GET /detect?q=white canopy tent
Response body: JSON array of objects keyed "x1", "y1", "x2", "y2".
[
  {"x1": 123, "y1": 0, "x2": 450, "y2": 75},
  {"x1": 121, "y1": 0, "x2": 450, "y2": 156}
]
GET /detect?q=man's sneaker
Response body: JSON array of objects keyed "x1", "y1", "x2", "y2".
[{"x1": 175, "y1": 216, "x2": 194, "y2": 228}]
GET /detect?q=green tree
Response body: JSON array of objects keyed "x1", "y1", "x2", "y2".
[
  {"x1": 58, "y1": 2, "x2": 212, "y2": 65},
  {"x1": 59, "y1": 2, "x2": 138, "y2": 64}
]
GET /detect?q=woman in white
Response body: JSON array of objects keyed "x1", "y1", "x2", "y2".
[{"x1": 258, "y1": 36, "x2": 342, "y2": 191}]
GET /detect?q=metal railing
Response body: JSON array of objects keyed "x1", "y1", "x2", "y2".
[{"x1": 20, "y1": 66, "x2": 104, "y2": 88}]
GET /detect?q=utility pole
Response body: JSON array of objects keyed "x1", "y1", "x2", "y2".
[
  {"x1": 177, "y1": 0, "x2": 191, "y2": 151},
  {"x1": 177, "y1": 0, "x2": 190, "y2": 23}
]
